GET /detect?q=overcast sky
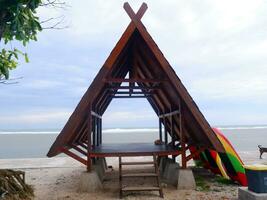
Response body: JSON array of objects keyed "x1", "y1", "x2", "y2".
[{"x1": 1, "y1": 0, "x2": 267, "y2": 130}]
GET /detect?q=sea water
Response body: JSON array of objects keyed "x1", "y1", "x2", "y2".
[{"x1": 0, "y1": 126, "x2": 267, "y2": 159}]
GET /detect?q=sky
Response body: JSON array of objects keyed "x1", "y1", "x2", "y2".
[{"x1": 1, "y1": 0, "x2": 267, "y2": 130}]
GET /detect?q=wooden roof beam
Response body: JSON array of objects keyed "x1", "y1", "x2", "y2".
[
  {"x1": 111, "y1": 95, "x2": 150, "y2": 99},
  {"x1": 110, "y1": 91, "x2": 154, "y2": 95},
  {"x1": 108, "y1": 85, "x2": 159, "y2": 90}
]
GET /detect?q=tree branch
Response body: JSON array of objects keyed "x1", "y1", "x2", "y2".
[
  {"x1": 40, "y1": 0, "x2": 69, "y2": 9},
  {"x1": 0, "y1": 11, "x2": 7, "y2": 42},
  {"x1": 0, "y1": 77, "x2": 23, "y2": 85},
  {"x1": 42, "y1": 16, "x2": 68, "y2": 30}
]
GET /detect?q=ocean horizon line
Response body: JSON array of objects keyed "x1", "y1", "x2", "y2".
[{"x1": 1, "y1": 125, "x2": 267, "y2": 134}]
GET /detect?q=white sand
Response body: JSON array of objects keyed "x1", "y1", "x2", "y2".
[{"x1": 0, "y1": 151, "x2": 266, "y2": 200}]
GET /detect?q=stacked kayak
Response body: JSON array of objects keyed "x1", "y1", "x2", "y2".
[{"x1": 190, "y1": 128, "x2": 247, "y2": 186}]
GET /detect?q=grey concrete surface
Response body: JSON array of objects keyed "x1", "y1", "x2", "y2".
[
  {"x1": 177, "y1": 169, "x2": 196, "y2": 190},
  {"x1": 77, "y1": 171, "x2": 103, "y2": 192},
  {"x1": 238, "y1": 187, "x2": 267, "y2": 200}
]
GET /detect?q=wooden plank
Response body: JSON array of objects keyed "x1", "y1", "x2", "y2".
[
  {"x1": 72, "y1": 145, "x2": 87, "y2": 156},
  {"x1": 71, "y1": 119, "x2": 87, "y2": 145},
  {"x1": 122, "y1": 173, "x2": 157, "y2": 177},
  {"x1": 110, "y1": 91, "x2": 154, "y2": 95},
  {"x1": 134, "y1": 52, "x2": 176, "y2": 138},
  {"x1": 159, "y1": 117, "x2": 162, "y2": 141},
  {"x1": 99, "y1": 118, "x2": 102, "y2": 144},
  {"x1": 122, "y1": 186, "x2": 160, "y2": 191},
  {"x1": 164, "y1": 117, "x2": 168, "y2": 145},
  {"x1": 61, "y1": 147, "x2": 87, "y2": 166},
  {"x1": 92, "y1": 117, "x2": 96, "y2": 148},
  {"x1": 109, "y1": 85, "x2": 158, "y2": 90},
  {"x1": 90, "y1": 151, "x2": 180, "y2": 157},
  {"x1": 112, "y1": 95, "x2": 150, "y2": 98},
  {"x1": 96, "y1": 117, "x2": 100, "y2": 146},
  {"x1": 153, "y1": 154, "x2": 164, "y2": 198},
  {"x1": 90, "y1": 143, "x2": 181, "y2": 157},
  {"x1": 170, "y1": 112, "x2": 175, "y2": 147},
  {"x1": 87, "y1": 109, "x2": 92, "y2": 172},
  {"x1": 104, "y1": 78, "x2": 164, "y2": 83},
  {"x1": 180, "y1": 105, "x2": 186, "y2": 169},
  {"x1": 121, "y1": 161, "x2": 154, "y2": 165},
  {"x1": 78, "y1": 142, "x2": 87, "y2": 150},
  {"x1": 119, "y1": 158, "x2": 123, "y2": 199}
]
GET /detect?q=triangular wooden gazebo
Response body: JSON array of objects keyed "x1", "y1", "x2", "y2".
[{"x1": 47, "y1": 2, "x2": 224, "y2": 172}]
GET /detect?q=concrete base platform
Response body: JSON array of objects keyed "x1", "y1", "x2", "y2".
[
  {"x1": 238, "y1": 187, "x2": 267, "y2": 200},
  {"x1": 159, "y1": 157, "x2": 195, "y2": 190},
  {"x1": 160, "y1": 157, "x2": 180, "y2": 186},
  {"x1": 77, "y1": 171, "x2": 103, "y2": 192},
  {"x1": 177, "y1": 169, "x2": 196, "y2": 190},
  {"x1": 93, "y1": 158, "x2": 107, "y2": 181}
]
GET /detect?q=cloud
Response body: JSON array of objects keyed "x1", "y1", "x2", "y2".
[
  {"x1": 0, "y1": 110, "x2": 71, "y2": 129},
  {"x1": 189, "y1": 67, "x2": 267, "y2": 100},
  {"x1": 23, "y1": 80, "x2": 65, "y2": 89},
  {"x1": 1, "y1": 0, "x2": 267, "y2": 128},
  {"x1": 203, "y1": 108, "x2": 267, "y2": 126}
]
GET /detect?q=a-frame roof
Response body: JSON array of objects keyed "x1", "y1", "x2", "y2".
[{"x1": 47, "y1": 3, "x2": 224, "y2": 157}]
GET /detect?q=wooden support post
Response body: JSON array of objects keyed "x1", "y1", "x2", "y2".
[
  {"x1": 96, "y1": 118, "x2": 100, "y2": 146},
  {"x1": 159, "y1": 117, "x2": 162, "y2": 141},
  {"x1": 170, "y1": 111, "x2": 174, "y2": 147},
  {"x1": 92, "y1": 117, "x2": 96, "y2": 148},
  {"x1": 164, "y1": 116, "x2": 168, "y2": 144},
  {"x1": 179, "y1": 100, "x2": 186, "y2": 169},
  {"x1": 87, "y1": 108, "x2": 92, "y2": 172},
  {"x1": 170, "y1": 111, "x2": 175, "y2": 162},
  {"x1": 100, "y1": 118, "x2": 102, "y2": 144}
]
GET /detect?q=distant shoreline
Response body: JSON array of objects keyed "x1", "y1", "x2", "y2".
[
  {"x1": 1, "y1": 127, "x2": 266, "y2": 159},
  {"x1": 1, "y1": 125, "x2": 267, "y2": 134}
]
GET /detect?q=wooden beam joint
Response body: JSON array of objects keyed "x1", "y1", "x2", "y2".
[
  {"x1": 159, "y1": 110, "x2": 179, "y2": 118},
  {"x1": 91, "y1": 111, "x2": 102, "y2": 119},
  {"x1": 61, "y1": 147, "x2": 87, "y2": 165}
]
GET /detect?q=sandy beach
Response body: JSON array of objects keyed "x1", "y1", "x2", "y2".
[{"x1": 0, "y1": 151, "x2": 266, "y2": 200}]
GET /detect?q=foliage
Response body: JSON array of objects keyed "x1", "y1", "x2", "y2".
[
  {"x1": 0, "y1": 49, "x2": 28, "y2": 79},
  {"x1": 0, "y1": 169, "x2": 34, "y2": 199},
  {"x1": 0, "y1": 0, "x2": 42, "y2": 81},
  {"x1": 215, "y1": 176, "x2": 235, "y2": 185},
  {"x1": 195, "y1": 175, "x2": 211, "y2": 191}
]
